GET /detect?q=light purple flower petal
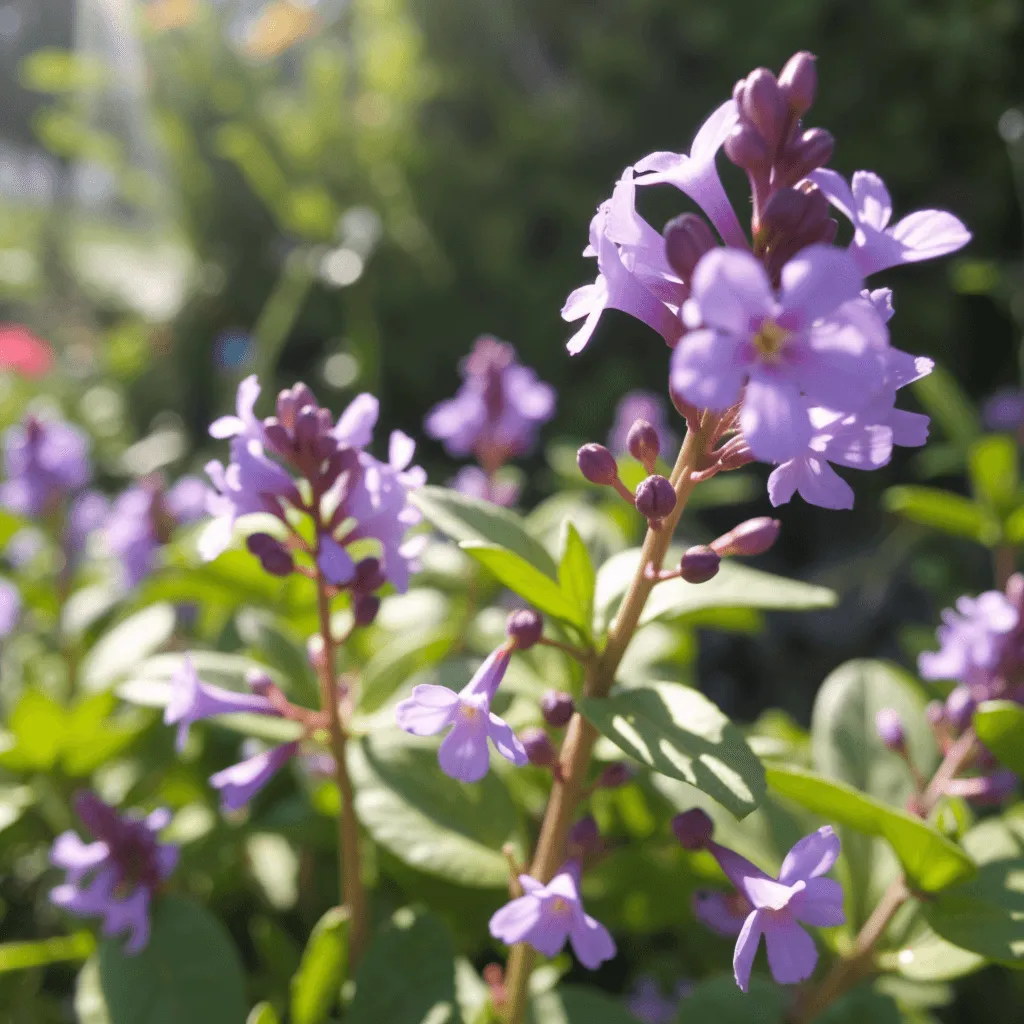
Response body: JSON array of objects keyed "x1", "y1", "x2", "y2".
[
  {"x1": 763, "y1": 920, "x2": 818, "y2": 985},
  {"x1": 489, "y1": 894, "x2": 544, "y2": 944},
  {"x1": 569, "y1": 912, "x2": 616, "y2": 969},
  {"x1": 779, "y1": 245, "x2": 863, "y2": 326},
  {"x1": 768, "y1": 457, "x2": 855, "y2": 510},
  {"x1": 0, "y1": 578, "x2": 20, "y2": 636},
  {"x1": 669, "y1": 329, "x2": 746, "y2": 411},
  {"x1": 740, "y1": 378, "x2": 812, "y2": 463},
  {"x1": 487, "y1": 713, "x2": 529, "y2": 767},
  {"x1": 563, "y1": 280, "x2": 609, "y2": 356},
  {"x1": 851, "y1": 171, "x2": 892, "y2": 231},
  {"x1": 210, "y1": 742, "x2": 298, "y2": 811},
  {"x1": 779, "y1": 827, "x2": 841, "y2": 883},
  {"x1": 50, "y1": 832, "x2": 109, "y2": 880},
  {"x1": 790, "y1": 878, "x2": 845, "y2": 927},
  {"x1": 708, "y1": 842, "x2": 772, "y2": 892},
  {"x1": 744, "y1": 877, "x2": 805, "y2": 911},
  {"x1": 334, "y1": 393, "x2": 380, "y2": 447},
  {"x1": 102, "y1": 888, "x2": 151, "y2": 955},
  {"x1": 437, "y1": 715, "x2": 491, "y2": 783},
  {"x1": 733, "y1": 910, "x2": 764, "y2": 993},
  {"x1": 461, "y1": 647, "x2": 513, "y2": 702},
  {"x1": 395, "y1": 684, "x2": 460, "y2": 736},
  {"x1": 692, "y1": 889, "x2": 748, "y2": 937},
  {"x1": 389, "y1": 431, "x2": 416, "y2": 471},
  {"x1": 889, "y1": 209, "x2": 972, "y2": 263},
  {"x1": 887, "y1": 409, "x2": 930, "y2": 447},
  {"x1": 318, "y1": 535, "x2": 355, "y2": 585},
  {"x1": 690, "y1": 248, "x2": 774, "y2": 335}
]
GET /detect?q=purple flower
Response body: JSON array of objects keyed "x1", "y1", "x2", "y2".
[
  {"x1": 209, "y1": 375, "x2": 264, "y2": 442},
  {"x1": 809, "y1": 169, "x2": 970, "y2": 277},
  {"x1": 625, "y1": 977, "x2": 691, "y2": 1024},
  {"x1": 489, "y1": 861, "x2": 616, "y2": 969},
  {"x1": 706, "y1": 826, "x2": 844, "y2": 991},
  {"x1": 692, "y1": 888, "x2": 752, "y2": 937},
  {"x1": 607, "y1": 390, "x2": 678, "y2": 459},
  {"x1": 395, "y1": 647, "x2": 527, "y2": 782},
  {"x1": 49, "y1": 792, "x2": 178, "y2": 955},
  {"x1": 425, "y1": 337, "x2": 555, "y2": 469},
  {"x1": 633, "y1": 99, "x2": 747, "y2": 248},
  {"x1": 450, "y1": 466, "x2": 521, "y2": 507},
  {"x1": 65, "y1": 490, "x2": 109, "y2": 563},
  {"x1": 164, "y1": 657, "x2": 276, "y2": 752},
  {"x1": 983, "y1": 388, "x2": 1024, "y2": 433},
  {"x1": 1, "y1": 416, "x2": 90, "y2": 517},
  {"x1": 0, "y1": 577, "x2": 19, "y2": 636},
  {"x1": 918, "y1": 591, "x2": 1018, "y2": 687},
  {"x1": 672, "y1": 245, "x2": 887, "y2": 462},
  {"x1": 209, "y1": 741, "x2": 299, "y2": 812}
]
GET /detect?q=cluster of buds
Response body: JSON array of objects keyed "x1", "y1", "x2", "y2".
[
  {"x1": 576, "y1": 437, "x2": 678, "y2": 530},
  {"x1": 646, "y1": 516, "x2": 781, "y2": 586}
]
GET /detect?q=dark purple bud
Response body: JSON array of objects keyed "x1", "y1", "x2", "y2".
[
  {"x1": 737, "y1": 69, "x2": 787, "y2": 154},
  {"x1": 246, "y1": 533, "x2": 294, "y2": 577},
  {"x1": 353, "y1": 594, "x2": 381, "y2": 628},
  {"x1": 635, "y1": 475, "x2": 676, "y2": 522},
  {"x1": 672, "y1": 808, "x2": 714, "y2": 850},
  {"x1": 520, "y1": 727, "x2": 557, "y2": 767},
  {"x1": 295, "y1": 405, "x2": 321, "y2": 451},
  {"x1": 664, "y1": 213, "x2": 717, "y2": 282},
  {"x1": 506, "y1": 608, "x2": 543, "y2": 650},
  {"x1": 74, "y1": 790, "x2": 120, "y2": 841},
  {"x1": 627, "y1": 419, "x2": 661, "y2": 473},
  {"x1": 598, "y1": 762, "x2": 633, "y2": 789},
  {"x1": 263, "y1": 418, "x2": 292, "y2": 457},
  {"x1": 946, "y1": 769, "x2": 1018, "y2": 806},
  {"x1": 567, "y1": 814, "x2": 601, "y2": 855},
  {"x1": 775, "y1": 128, "x2": 834, "y2": 188},
  {"x1": 540, "y1": 690, "x2": 575, "y2": 728},
  {"x1": 679, "y1": 545, "x2": 721, "y2": 584},
  {"x1": 711, "y1": 517, "x2": 781, "y2": 558},
  {"x1": 724, "y1": 123, "x2": 770, "y2": 171},
  {"x1": 577, "y1": 443, "x2": 619, "y2": 486},
  {"x1": 353, "y1": 557, "x2": 387, "y2": 594},
  {"x1": 757, "y1": 187, "x2": 831, "y2": 253},
  {"x1": 945, "y1": 686, "x2": 976, "y2": 732},
  {"x1": 778, "y1": 51, "x2": 817, "y2": 116},
  {"x1": 276, "y1": 383, "x2": 317, "y2": 431},
  {"x1": 246, "y1": 669, "x2": 275, "y2": 697},
  {"x1": 875, "y1": 708, "x2": 905, "y2": 752}
]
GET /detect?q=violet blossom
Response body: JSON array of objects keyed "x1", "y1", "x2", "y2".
[
  {"x1": 450, "y1": 465, "x2": 521, "y2": 508},
  {"x1": 210, "y1": 741, "x2": 300, "y2": 812},
  {"x1": 809, "y1": 169, "x2": 971, "y2": 277},
  {"x1": 488, "y1": 860, "x2": 616, "y2": 969},
  {"x1": 65, "y1": 490, "x2": 110, "y2": 565},
  {"x1": 49, "y1": 791, "x2": 178, "y2": 954},
  {"x1": 1, "y1": 415, "x2": 91, "y2": 517},
  {"x1": 692, "y1": 887, "x2": 752, "y2": 938},
  {"x1": 0, "y1": 577, "x2": 19, "y2": 636},
  {"x1": 395, "y1": 646, "x2": 527, "y2": 782},
  {"x1": 608, "y1": 390, "x2": 677, "y2": 459}
]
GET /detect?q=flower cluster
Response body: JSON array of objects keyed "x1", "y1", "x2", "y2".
[
  {"x1": 673, "y1": 809, "x2": 845, "y2": 991},
  {"x1": 1, "y1": 415, "x2": 91, "y2": 519},
  {"x1": 49, "y1": 791, "x2": 179, "y2": 954},
  {"x1": 201, "y1": 375, "x2": 426, "y2": 599},
  {"x1": 563, "y1": 51, "x2": 969, "y2": 509},
  {"x1": 425, "y1": 336, "x2": 555, "y2": 506}
]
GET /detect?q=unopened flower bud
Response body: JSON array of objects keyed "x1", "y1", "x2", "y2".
[
  {"x1": 724, "y1": 123, "x2": 770, "y2": 171},
  {"x1": 736, "y1": 69, "x2": 787, "y2": 155},
  {"x1": 246, "y1": 669, "x2": 275, "y2": 697},
  {"x1": 778, "y1": 51, "x2": 817, "y2": 116},
  {"x1": 540, "y1": 690, "x2": 575, "y2": 727},
  {"x1": 945, "y1": 769, "x2": 1017, "y2": 806},
  {"x1": 664, "y1": 213, "x2": 717, "y2": 282},
  {"x1": 945, "y1": 686, "x2": 976, "y2": 732},
  {"x1": 679, "y1": 545, "x2": 721, "y2": 584},
  {"x1": 711, "y1": 517, "x2": 781, "y2": 558},
  {"x1": 567, "y1": 814, "x2": 601, "y2": 855},
  {"x1": 247, "y1": 533, "x2": 294, "y2": 577},
  {"x1": 353, "y1": 594, "x2": 381, "y2": 628},
  {"x1": 672, "y1": 808, "x2": 714, "y2": 850},
  {"x1": 627, "y1": 419, "x2": 661, "y2": 473},
  {"x1": 353, "y1": 557, "x2": 387, "y2": 594},
  {"x1": 577, "y1": 443, "x2": 619, "y2": 486},
  {"x1": 521, "y1": 727, "x2": 557, "y2": 767},
  {"x1": 506, "y1": 608, "x2": 543, "y2": 650},
  {"x1": 598, "y1": 762, "x2": 633, "y2": 789},
  {"x1": 635, "y1": 475, "x2": 676, "y2": 522},
  {"x1": 775, "y1": 127, "x2": 834, "y2": 188},
  {"x1": 757, "y1": 187, "x2": 830, "y2": 251},
  {"x1": 875, "y1": 708, "x2": 905, "y2": 752}
]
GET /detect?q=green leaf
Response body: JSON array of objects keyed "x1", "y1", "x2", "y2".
[
  {"x1": 911, "y1": 364, "x2": 980, "y2": 447},
  {"x1": 969, "y1": 435, "x2": 1019, "y2": 510},
  {"x1": 462, "y1": 543, "x2": 584, "y2": 629},
  {"x1": 346, "y1": 908, "x2": 460, "y2": 1024},
  {"x1": 349, "y1": 731, "x2": 522, "y2": 887},
  {"x1": 817, "y1": 987, "x2": 901, "y2": 1024},
  {"x1": 80, "y1": 604, "x2": 177, "y2": 691},
  {"x1": 1006, "y1": 506, "x2": 1024, "y2": 545},
  {"x1": 61, "y1": 583, "x2": 121, "y2": 640},
  {"x1": 359, "y1": 628, "x2": 458, "y2": 713},
  {"x1": 236, "y1": 609, "x2": 319, "y2": 707},
  {"x1": 0, "y1": 932, "x2": 94, "y2": 972},
  {"x1": 765, "y1": 764, "x2": 975, "y2": 892},
  {"x1": 411, "y1": 485, "x2": 557, "y2": 576},
  {"x1": 0, "y1": 689, "x2": 68, "y2": 771},
  {"x1": 290, "y1": 907, "x2": 349, "y2": 1024},
  {"x1": 246, "y1": 1005, "x2": 281, "y2": 1024},
  {"x1": 973, "y1": 700, "x2": 1024, "y2": 776},
  {"x1": 580, "y1": 681, "x2": 765, "y2": 818},
  {"x1": 76, "y1": 957, "x2": 112, "y2": 1024},
  {"x1": 62, "y1": 692, "x2": 145, "y2": 777},
  {"x1": 882, "y1": 487, "x2": 998, "y2": 545},
  {"x1": 893, "y1": 923, "x2": 985, "y2": 982},
  {"x1": 923, "y1": 859, "x2": 1024, "y2": 965},
  {"x1": 97, "y1": 896, "x2": 247, "y2": 1024},
  {"x1": 0, "y1": 784, "x2": 35, "y2": 834},
  {"x1": 557, "y1": 522, "x2": 595, "y2": 639},
  {"x1": 529, "y1": 985, "x2": 645, "y2": 1023},
  {"x1": 679, "y1": 976, "x2": 787, "y2": 1023},
  {"x1": 594, "y1": 548, "x2": 836, "y2": 632}
]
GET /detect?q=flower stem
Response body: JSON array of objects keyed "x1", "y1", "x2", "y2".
[
  {"x1": 314, "y1": 573, "x2": 369, "y2": 966},
  {"x1": 789, "y1": 728, "x2": 977, "y2": 1022},
  {"x1": 501, "y1": 416, "x2": 717, "y2": 1024}
]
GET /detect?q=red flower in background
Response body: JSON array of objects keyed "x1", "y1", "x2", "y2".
[{"x1": 0, "y1": 325, "x2": 54, "y2": 378}]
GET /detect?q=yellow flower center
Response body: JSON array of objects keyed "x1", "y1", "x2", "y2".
[
  {"x1": 458, "y1": 703, "x2": 481, "y2": 723},
  {"x1": 753, "y1": 320, "x2": 790, "y2": 362},
  {"x1": 551, "y1": 896, "x2": 571, "y2": 915}
]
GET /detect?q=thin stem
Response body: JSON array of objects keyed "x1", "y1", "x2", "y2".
[
  {"x1": 994, "y1": 545, "x2": 1017, "y2": 591},
  {"x1": 501, "y1": 417, "x2": 717, "y2": 1024},
  {"x1": 789, "y1": 729, "x2": 977, "y2": 1023},
  {"x1": 314, "y1": 573, "x2": 369, "y2": 966}
]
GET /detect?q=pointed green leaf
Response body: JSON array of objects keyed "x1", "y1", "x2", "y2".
[
  {"x1": 969, "y1": 435, "x2": 1019, "y2": 510},
  {"x1": 291, "y1": 907, "x2": 349, "y2": 1024},
  {"x1": 0, "y1": 689, "x2": 68, "y2": 771},
  {"x1": 246, "y1": 1005, "x2": 281, "y2": 1024},
  {"x1": 80, "y1": 604, "x2": 177, "y2": 691},
  {"x1": 0, "y1": 932, "x2": 94, "y2": 972},
  {"x1": 359, "y1": 627, "x2": 458, "y2": 713},
  {"x1": 882, "y1": 486, "x2": 998, "y2": 544},
  {"x1": 974, "y1": 700, "x2": 1024, "y2": 776},
  {"x1": 97, "y1": 896, "x2": 247, "y2": 1024},
  {"x1": 580, "y1": 681, "x2": 765, "y2": 818},
  {"x1": 347, "y1": 908, "x2": 460, "y2": 1024},
  {"x1": 411, "y1": 485, "x2": 557, "y2": 576},
  {"x1": 765, "y1": 764, "x2": 975, "y2": 892},
  {"x1": 557, "y1": 522, "x2": 595, "y2": 639}
]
